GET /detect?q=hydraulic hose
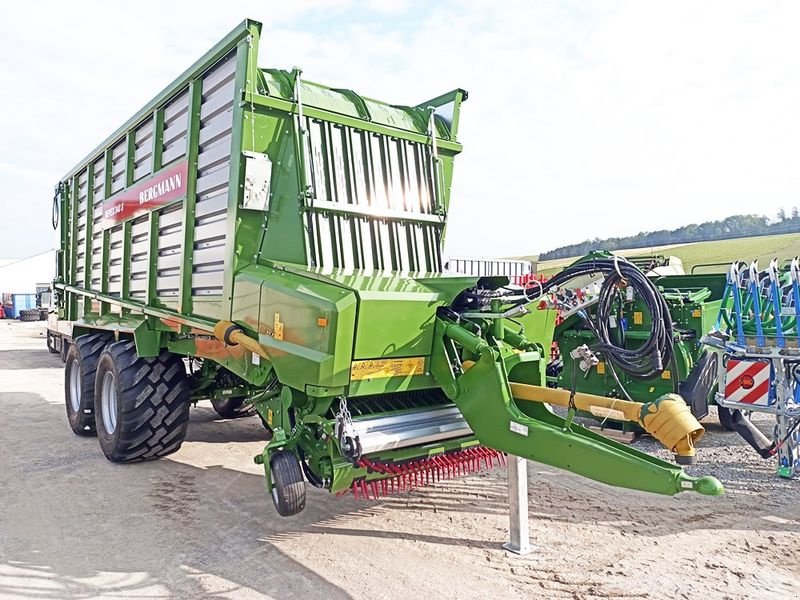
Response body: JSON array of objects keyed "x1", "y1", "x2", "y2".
[{"x1": 532, "y1": 256, "x2": 675, "y2": 380}]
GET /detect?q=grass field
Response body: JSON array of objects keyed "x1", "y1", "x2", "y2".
[{"x1": 535, "y1": 232, "x2": 800, "y2": 276}]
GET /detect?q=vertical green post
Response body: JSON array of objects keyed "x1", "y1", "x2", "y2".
[
  {"x1": 68, "y1": 176, "x2": 80, "y2": 320},
  {"x1": 146, "y1": 213, "x2": 160, "y2": 306},
  {"x1": 58, "y1": 182, "x2": 69, "y2": 320},
  {"x1": 222, "y1": 26, "x2": 260, "y2": 318},
  {"x1": 178, "y1": 80, "x2": 203, "y2": 314},
  {"x1": 152, "y1": 108, "x2": 164, "y2": 173},
  {"x1": 83, "y1": 163, "x2": 94, "y2": 317},
  {"x1": 125, "y1": 131, "x2": 136, "y2": 186},
  {"x1": 100, "y1": 149, "x2": 112, "y2": 315},
  {"x1": 120, "y1": 131, "x2": 136, "y2": 316},
  {"x1": 148, "y1": 108, "x2": 164, "y2": 308}
]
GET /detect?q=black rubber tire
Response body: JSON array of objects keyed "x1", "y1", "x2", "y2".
[
  {"x1": 211, "y1": 396, "x2": 255, "y2": 419},
  {"x1": 94, "y1": 340, "x2": 190, "y2": 462},
  {"x1": 64, "y1": 333, "x2": 110, "y2": 436},
  {"x1": 718, "y1": 406, "x2": 751, "y2": 431},
  {"x1": 19, "y1": 309, "x2": 38, "y2": 322},
  {"x1": 270, "y1": 450, "x2": 306, "y2": 517}
]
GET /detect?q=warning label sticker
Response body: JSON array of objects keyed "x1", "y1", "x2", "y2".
[{"x1": 350, "y1": 357, "x2": 425, "y2": 381}]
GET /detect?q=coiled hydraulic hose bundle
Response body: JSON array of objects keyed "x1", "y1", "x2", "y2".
[{"x1": 530, "y1": 256, "x2": 675, "y2": 381}]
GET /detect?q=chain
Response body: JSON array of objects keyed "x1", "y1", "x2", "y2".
[
  {"x1": 335, "y1": 396, "x2": 361, "y2": 461},
  {"x1": 335, "y1": 396, "x2": 355, "y2": 436}
]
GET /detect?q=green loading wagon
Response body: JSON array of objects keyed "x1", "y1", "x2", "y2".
[{"x1": 49, "y1": 19, "x2": 720, "y2": 516}]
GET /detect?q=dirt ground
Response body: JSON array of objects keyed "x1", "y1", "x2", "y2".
[{"x1": 0, "y1": 320, "x2": 798, "y2": 600}]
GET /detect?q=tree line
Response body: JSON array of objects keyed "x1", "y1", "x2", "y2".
[{"x1": 539, "y1": 209, "x2": 800, "y2": 260}]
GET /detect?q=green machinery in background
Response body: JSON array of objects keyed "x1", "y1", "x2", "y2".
[
  {"x1": 549, "y1": 254, "x2": 746, "y2": 431},
  {"x1": 49, "y1": 19, "x2": 721, "y2": 517}
]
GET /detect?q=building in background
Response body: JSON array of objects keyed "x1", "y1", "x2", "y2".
[{"x1": 0, "y1": 250, "x2": 57, "y2": 317}]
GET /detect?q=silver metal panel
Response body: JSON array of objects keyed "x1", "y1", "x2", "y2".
[
  {"x1": 162, "y1": 89, "x2": 189, "y2": 165},
  {"x1": 303, "y1": 118, "x2": 441, "y2": 271},
  {"x1": 158, "y1": 203, "x2": 184, "y2": 231},
  {"x1": 156, "y1": 201, "x2": 183, "y2": 299},
  {"x1": 156, "y1": 273, "x2": 180, "y2": 297},
  {"x1": 90, "y1": 158, "x2": 106, "y2": 288},
  {"x1": 75, "y1": 170, "x2": 89, "y2": 286},
  {"x1": 189, "y1": 51, "x2": 235, "y2": 300},
  {"x1": 195, "y1": 174, "x2": 228, "y2": 210},
  {"x1": 351, "y1": 405, "x2": 471, "y2": 454},
  {"x1": 202, "y1": 53, "x2": 237, "y2": 92},
  {"x1": 198, "y1": 117, "x2": 232, "y2": 147},
  {"x1": 194, "y1": 213, "x2": 227, "y2": 238},
  {"x1": 110, "y1": 139, "x2": 126, "y2": 194},
  {"x1": 107, "y1": 226, "x2": 124, "y2": 297},
  {"x1": 92, "y1": 156, "x2": 106, "y2": 201},
  {"x1": 164, "y1": 89, "x2": 189, "y2": 122},
  {"x1": 77, "y1": 171, "x2": 88, "y2": 210},
  {"x1": 108, "y1": 245, "x2": 124, "y2": 263},
  {"x1": 130, "y1": 215, "x2": 149, "y2": 240},
  {"x1": 157, "y1": 251, "x2": 182, "y2": 272},
  {"x1": 162, "y1": 138, "x2": 187, "y2": 166},
  {"x1": 89, "y1": 231, "x2": 103, "y2": 291},
  {"x1": 192, "y1": 242, "x2": 225, "y2": 264},
  {"x1": 130, "y1": 274, "x2": 147, "y2": 290},
  {"x1": 130, "y1": 260, "x2": 148, "y2": 281},
  {"x1": 197, "y1": 141, "x2": 230, "y2": 172},
  {"x1": 157, "y1": 229, "x2": 182, "y2": 254},
  {"x1": 192, "y1": 271, "x2": 226, "y2": 295},
  {"x1": 130, "y1": 233, "x2": 149, "y2": 255},
  {"x1": 133, "y1": 118, "x2": 154, "y2": 182},
  {"x1": 200, "y1": 84, "x2": 235, "y2": 123},
  {"x1": 130, "y1": 215, "x2": 150, "y2": 286}
]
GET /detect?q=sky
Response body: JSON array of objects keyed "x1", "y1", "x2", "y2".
[{"x1": 2, "y1": 0, "x2": 800, "y2": 259}]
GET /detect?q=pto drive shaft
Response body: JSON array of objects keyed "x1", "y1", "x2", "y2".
[{"x1": 510, "y1": 384, "x2": 703, "y2": 464}]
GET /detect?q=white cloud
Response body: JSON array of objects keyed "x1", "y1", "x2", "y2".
[{"x1": 1, "y1": 1, "x2": 799, "y2": 260}]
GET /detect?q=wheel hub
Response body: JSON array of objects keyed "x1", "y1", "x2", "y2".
[
  {"x1": 101, "y1": 371, "x2": 118, "y2": 434},
  {"x1": 68, "y1": 359, "x2": 81, "y2": 413}
]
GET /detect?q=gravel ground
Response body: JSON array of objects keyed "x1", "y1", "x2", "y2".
[
  {"x1": 0, "y1": 320, "x2": 798, "y2": 599},
  {"x1": 636, "y1": 410, "x2": 797, "y2": 496}
]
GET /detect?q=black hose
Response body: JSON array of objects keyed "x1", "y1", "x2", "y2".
[
  {"x1": 51, "y1": 188, "x2": 60, "y2": 230},
  {"x1": 297, "y1": 447, "x2": 325, "y2": 488},
  {"x1": 532, "y1": 257, "x2": 675, "y2": 380}
]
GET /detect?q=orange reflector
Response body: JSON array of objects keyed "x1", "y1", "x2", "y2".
[
  {"x1": 740, "y1": 374, "x2": 755, "y2": 389},
  {"x1": 317, "y1": 317, "x2": 328, "y2": 327}
]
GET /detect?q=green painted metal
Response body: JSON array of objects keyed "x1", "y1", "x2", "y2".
[
  {"x1": 431, "y1": 319, "x2": 721, "y2": 497},
  {"x1": 178, "y1": 80, "x2": 203, "y2": 315},
  {"x1": 52, "y1": 19, "x2": 721, "y2": 514},
  {"x1": 554, "y1": 266, "x2": 727, "y2": 420}
]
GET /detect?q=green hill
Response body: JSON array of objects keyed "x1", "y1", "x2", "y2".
[{"x1": 535, "y1": 232, "x2": 800, "y2": 277}]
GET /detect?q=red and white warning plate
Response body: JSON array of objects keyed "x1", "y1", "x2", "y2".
[{"x1": 724, "y1": 359, "x2": 771, "y2": 406}]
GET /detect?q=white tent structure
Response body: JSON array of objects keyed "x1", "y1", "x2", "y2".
[{"x1": 0, "y1": 250, "x2": 57, "y2": 295}]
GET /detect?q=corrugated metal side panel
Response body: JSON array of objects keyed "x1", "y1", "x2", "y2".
[
  {"x1": 110, "y1": 140, "x2": 127, "y2": 194},
  {"x1": 157, "y1": 201, "x2": 183, "y2": 298},
  {"x1": 75, "y1": 170, "x2": 89, "y2": 288},
  {"x1": 303, "y1": 119, "x2": 442, "y2": 272},
  {"x1": 133, "y1": 118, "x2": 154, "y2": 182},
  {"x1": 162, "y1": 90, "x2": 189, "y2": 166},
  {"x1": 107, "y1": 224, "x2": 124, "y2": 303},
  {"x1": 129, "y1": 215, "x2": 149, "y2": 300},
  {"x1": 89, "y1": 156, "x2": 105, "y2": 289},
  {"x1": 56, "y1": 22, "x2": 256, "y2": 322},
  {"x1": 191, "y1": 52, "x2": 235, "y2": 298}
]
